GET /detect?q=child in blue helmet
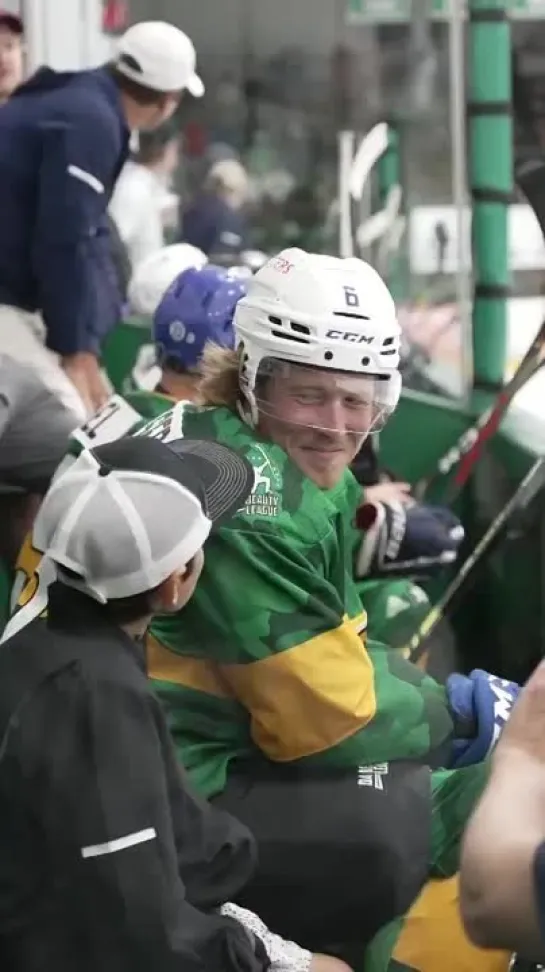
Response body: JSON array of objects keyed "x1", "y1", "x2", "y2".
[{"x1": 127, "y1": 263, "x2": 249, "y2": 410}]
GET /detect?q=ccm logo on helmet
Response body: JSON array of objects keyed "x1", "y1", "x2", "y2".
[{"x1": 326, "y1": 329, "x2": 374, "y2": 344}]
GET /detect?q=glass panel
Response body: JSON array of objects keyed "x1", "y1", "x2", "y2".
[
  {"x1": 348, "y1": 2, "x2": 470, "y2": 399},
  {"x1": 509, "y1": 16, "x2": 545, "y2": 417},
  {"x1": 122, "y1": 0, "x2": 472, "y2": 397}
]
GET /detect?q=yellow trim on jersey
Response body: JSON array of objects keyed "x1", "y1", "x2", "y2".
[
  {"x1": 222, "y1": 611, "x2": 376, "y2": 762},
  {"x1": 146, "y1": 634, "x2": 234, "y2": 699},
  {"x1": 13, "y1": 532, "x2": 43, "y2": 609},
  {"x1": 392, "y1": 875, "x2": 511, "y2": 972}
]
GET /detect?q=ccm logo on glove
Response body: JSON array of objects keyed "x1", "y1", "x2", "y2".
[{"x1": 447, "y1": 669, "x2": 521, "y2": 769}]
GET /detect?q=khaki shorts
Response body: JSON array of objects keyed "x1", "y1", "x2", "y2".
[{"x1": 0, "y1": 305, "x2": 87, "y2": 422}]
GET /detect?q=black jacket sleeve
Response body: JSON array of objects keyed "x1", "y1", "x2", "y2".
[
  {"x1": 153, "y1": 696, "x2": 258, "y2": 910},
  {"x1": 37, "y1": 666, "x2": 268, "y2": 972},
  {"x1": 32, "y1": 108, "x2": 123, "y2": 357}
]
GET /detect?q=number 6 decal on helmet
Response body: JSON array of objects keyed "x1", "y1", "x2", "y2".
[{"x1": 344, "y1": 285, "x2": 360, "y2": 308}]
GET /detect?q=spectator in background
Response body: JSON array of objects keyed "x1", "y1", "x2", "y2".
[
  {"x1": 0, "y1": 10, "x2": 24, "y2": 105},
  {"x1": 110, "y1": 123, "x2": 181, "y2": 270},
  {"x1": 0, "y1": 20, "x2": 203, "y2": 420},
  {"x1": 181, "y1": 157, "x2": 250, "y2": 263}
]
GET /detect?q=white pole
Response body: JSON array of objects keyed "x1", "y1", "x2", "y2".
[
  {"x1": 338, "y1": 130, "x2": 355, "y2": 258},
  {"x1": 448, "y1": 0, "x2": 473, "y2": 398}
]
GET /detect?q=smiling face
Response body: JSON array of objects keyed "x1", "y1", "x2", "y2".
[{"x1": 256, "y1": 362, "x2": 385, "y2": 489}]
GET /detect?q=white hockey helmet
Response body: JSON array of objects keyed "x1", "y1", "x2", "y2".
[
  {"x1": 233, "y1": 248, "x2": 402, "y2": 428},
  {"x1": 128, "y1": 243, "x2": 207, "y2": 317}
]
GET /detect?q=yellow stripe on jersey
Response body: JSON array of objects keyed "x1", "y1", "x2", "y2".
[
  {"x1": 222, "y1": 611, "x2": 377, "y2": 762},
  {"x1": 13, "y1": 532, "x2": 43, "y2": 610},
  {"x1": 391, "y1": 875, "x2": 511, "y2": 972},
  {"x1": 146, "y1": 634, "x2": 234, "y2": 699}
]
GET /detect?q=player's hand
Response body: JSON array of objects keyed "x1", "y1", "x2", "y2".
[
  {"x1": 492, "y1": 659, "x2": 545, "y2": 771},
  {"x1": 365, "y1": 481, "x2": 413, "y2": 505},
  {"x1": 63, "y1": 353, "x2": 110, "y2": 414},
  {"x1": 354, "y1": 500, "x2": 464, "y2": 579},
  {"x1": 447, "y1": 669, "x2": 521, "y2": 768}
]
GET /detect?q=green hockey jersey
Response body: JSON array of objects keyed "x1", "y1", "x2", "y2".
[{"x1": 136, "y1": 401, "x2": 453, "y2": 798}]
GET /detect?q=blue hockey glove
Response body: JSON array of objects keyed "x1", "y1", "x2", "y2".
[
  {"x1": 446, "y1": 668, "x2": 521, "y2": 768},
  {"x1": 355, "y1": 500, "x2": 464, "y2": 579}
]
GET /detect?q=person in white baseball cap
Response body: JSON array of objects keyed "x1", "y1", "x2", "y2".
[
  {"x1": 108, "y1": 21, "x2": 204, "y2": 138},
  {"x1": 0, "y1": 19, "x2": 205, "y2": 427},
  {"x1": 115, "y1": 20, "x2": 204, "y2": 98},
  {"x1": 0, "y1": 431, "x2": 350, "y2": 972}
]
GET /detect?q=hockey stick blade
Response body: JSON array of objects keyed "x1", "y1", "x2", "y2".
[
  {"x1": 349, "y1": 122, "x2": 389, "y2": 202},
  {"x1": 338, "y1": 123, "x2": 390, "y2": 259},
  {"x1": 356, "y1": 184, "x2": 403, "y2": 250},
  {"x1": 404, "y1": 456, "x2": 545, "y2": 667}
]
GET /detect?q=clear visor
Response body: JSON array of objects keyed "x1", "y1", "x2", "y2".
[{"x1": 253, "y1": 358, "x2": 393, "y2": 437}]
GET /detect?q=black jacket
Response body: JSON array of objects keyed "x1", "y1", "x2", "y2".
[{"x1": 0, "y1": 584, "x2": 268, "y2": 972}]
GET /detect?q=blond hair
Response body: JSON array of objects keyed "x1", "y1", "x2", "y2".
[
  {"x1": 205, "y1": 159, "x2": 250, "y2": 209},
  {"x1": 197, "y1": 344, "x2": 241, "y2": 408}
]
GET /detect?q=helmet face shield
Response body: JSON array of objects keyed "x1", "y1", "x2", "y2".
[{"x1": 253, "y1": 358, "x2": 390, "y2": 438}]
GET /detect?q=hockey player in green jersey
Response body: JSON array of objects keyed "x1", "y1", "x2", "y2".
[
  {"x1": 8, "y1": 239, "x2": 436, "y2": 669},
  {"x1": 135, "y1": 249, "x2": 513, "y2": 972}
]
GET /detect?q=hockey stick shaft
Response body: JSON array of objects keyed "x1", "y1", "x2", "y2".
[
  {"x1": 413, "y1": 63, "x2": 545, "y2": 503},
  {"x1": 413, "y1": 317, "x2": 545, "y2": 501},
  {"x1": 405, "y1": 456, "x2": 545, "y2": 666}
]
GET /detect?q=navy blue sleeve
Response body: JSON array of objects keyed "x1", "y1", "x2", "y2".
[
  {"x1": 181, "y1": 201, "x2": 217, "y2": 255},
  {"x1": 209, "y1": 206, "x2": 247, "y2": 257},
  {"x1": 31, "y1": 107, "x2": 124, "y2": 356},
  {"x1": 533, "y1": 839, "x2": 545, "y2": 947}
]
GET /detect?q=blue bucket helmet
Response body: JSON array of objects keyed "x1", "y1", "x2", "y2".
[{"x1": 153, "y1": 264, "x2": 249, "y2": 372}]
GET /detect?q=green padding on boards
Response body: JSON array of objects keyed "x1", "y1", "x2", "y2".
[{"x1": 102, "y1": 317, "x2": 151, "y2": 393}]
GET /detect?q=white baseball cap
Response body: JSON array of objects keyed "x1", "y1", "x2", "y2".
[
  {"x1": 114, "y1": 21, "x2": 204, "y2": 97},
  {"x1": 32, "y1": 436, "x2": 253, "y2": 605}
]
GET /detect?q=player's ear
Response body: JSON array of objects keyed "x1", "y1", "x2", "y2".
[{"x1": 152, "y1": 551, "x2": 205, "y2": 613}]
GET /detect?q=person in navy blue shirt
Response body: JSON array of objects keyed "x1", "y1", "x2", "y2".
[
  {"x1": 181, "y1": 158, "x2": 250, "y2": 264},
  {"x1": 0, "y1": 20, "x2": 203, "y2": 419},
  {"x1": 461, "y1": 658, "x2": 545, "y2": 962}
]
